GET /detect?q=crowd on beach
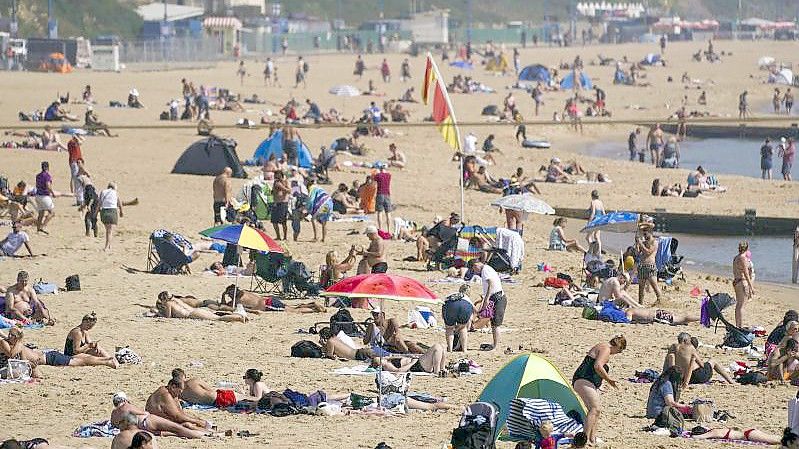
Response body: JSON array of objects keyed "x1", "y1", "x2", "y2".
[{"x1": 3, "y1": 37, "x2": 799, "y2": 449}]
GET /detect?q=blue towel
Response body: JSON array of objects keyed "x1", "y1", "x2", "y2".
[{"x1": 655, "y1": 237, "x2": 672, "y2": 271}]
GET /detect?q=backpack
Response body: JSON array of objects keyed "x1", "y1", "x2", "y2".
[
  {"x1": 65, "y1": 275, "x2": 80, "y2": 292},
  {"x1": 723, "y1": 327, "x2": 755, "y2": 348},
  {"x1": 654, "y1": 405, "x2": 685, "y2": 435},
  {"x1": 159, "y1": 111, "x2": 169, "y2": 120},
  {"x1": 330, "y1": 308, "x2": 359, "y2": 336},
  {"x1": 291, "y1": 340, "x2": 323, "y2": 358}
]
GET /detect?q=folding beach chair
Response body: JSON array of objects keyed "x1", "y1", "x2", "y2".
[{"x1": 148, "y1": 231, "x2": 194, "y2": 275}]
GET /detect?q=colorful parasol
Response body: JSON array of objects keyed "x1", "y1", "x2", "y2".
[
  {"x1": 205, "y1": 224, "x2": 284, "y2": 253},
  {"x1": 320, "y1": 274, "x2": 440, "y2": 305}
]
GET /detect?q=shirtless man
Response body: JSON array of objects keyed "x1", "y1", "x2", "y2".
[
  {"x1": 171, "y1": 368, "x2": 225, "y2": 406},
  {"x1": 154, "y1": 295, "x2": 246, "y2": 322},
  {"x1": 635, "y1": 229, "x2": 662, "y2": 305},
  {"x1": 145, "y1": 379, "x2": 209, "y2": 430},
  {"x1": 220, "y1": 286, "x2": 325, "y2": 313},
  {"x1": 646, "y1": 123, "x2": 664, "y2": 167},
  {"x1": 598, "y1": 273, "x2": 642, "y2": 308},
  {"x1": 212, "y1": 167, "x2": 232, "y2": 226},
  {"x1": 319, "y1": 328, "x2": 375, "y2": 361},
  {"x1": 271, "y1": 170, "x2": 291, "y2": 240},
  {"x1": 111, "y1": 413, "x2": 157, "y2": 449},
  {"x1": 5, "y1": 271, "x2": 54, "y2": 325},
  {"x1": 663, "y1": 334, "x2": 733, "y2": 387},
  {"x1": 357, "y1": 225, "x2": 387, "y2": 274},
  {"x1": 110, "y1": 392, "x2": 206, "y2": 439},
  {"x1": 470, "y1": 166, "x2": 503, "y2": 194}
]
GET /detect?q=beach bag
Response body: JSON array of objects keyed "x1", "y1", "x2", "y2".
[
  {"x1": 259, "y1": 391, "x2": 293, "y2": 411},
  {"x1": 329, "y1": 308, "x2": 359, "y2": 337},
  {"x1": 654, "y1": 406, "x2": 684, "y2": 435},
  {"x1": 33, "y1": 280, "x2": 57, "y2": 295},
  {"x1": 115, "y1": 347, "x2": 142, "y2": 365},
  {"x1": 723, "y1": 327, "x2": 755, "y2": 348},
  {"x1": 737, "y1": 371, "x2": 767, "y2": 385},
  {"x1": 582, "y1": 306, "x2": 598, "y2": 320},
  {"x1": 65, "y1": 275, "x2": 81, "y2": 291},
  {"x1": 451, "y1": 421, "x2": 494, "y2": 449},
  {"x1": 269, "y1": 402, "x2": 300, "y2": 417},
  {"x1": 291, "y1": 340, "x2": 323, "y2": 358}
]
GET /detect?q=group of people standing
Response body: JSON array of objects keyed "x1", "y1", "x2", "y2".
[{"x1": 760, "y1": 136, "x2": 795, "y2": 181}]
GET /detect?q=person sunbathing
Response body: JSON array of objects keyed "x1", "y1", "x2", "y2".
[
  {"x1": 364, "y1": 309, "x2": 425, "y2": 354},
  {"x1": 170, "y1": 368, "x2": 231, "y2": 407},
  {"x1": 111, "y1": 392, "x2": 207, "y2": 439},
  {"x1": 691, "y1": 426, "x2": 783, "y2": 445},
  {"x1": 319, "y1": 327, "x2": 375, "y2": 361},
  {"x1": 220, "y1": 286, "x2": 326, "y2": 313},
  {"x1": 374, "y1": 343, "x2": 448, "y2": 376},
  {"x1": 154, "y1": 295, "x2": 246, "y2": 322},
  {"x1": 626, "y1": 307, "x2": 699, "y2": 325},
  {"x1": 767, "y1": 338, "x2": 799, "y2": 382},
  {"x1": 207, "y1": 260, "x2": 255, "y2": 277},
  {"x1": 145, "y1": 379, "x2": 210, "y2": 431},
  {"x1": 111, "y1": 413, "x2": 157, "y2": 449},
  {"x1": 470, "y1": 166, "x2": 504, "y2": 194},
  {"x1": 663, "y1": 334, "x2": 734, "y2": 385},
  {"x1": 3, "y1": 328, "x2": 118, "y2": 374},
  {"x1": 5, "y1": 270, "x2": 54, "y2": 325}
]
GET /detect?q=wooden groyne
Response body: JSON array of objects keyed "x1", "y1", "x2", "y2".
[
  {"x1": 555, "y1": 207, "x2": 797, "y2": 236},
  {"x1": 658, "y1": 123, "x2": 799, "y2": 140}
]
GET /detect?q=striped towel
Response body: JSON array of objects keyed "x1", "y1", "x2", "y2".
[{"x1": 507, "y1": 398, "x2": 583, "y2": 442}]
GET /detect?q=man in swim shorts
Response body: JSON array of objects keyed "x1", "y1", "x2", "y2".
[
  {"x1": 145, "y1": 379, "x2": 209, "y2": 430},
  {"x1": 171, "y1": 368, "x2": 239, "y2": 408}
]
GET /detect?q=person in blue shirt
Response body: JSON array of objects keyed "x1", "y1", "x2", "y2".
[
  {"x1": 304, "y1": 99, "x2": 321, "y2": 123},
  {"x1": 646, "y1": 366, "x2": 692, "y2": 421},
  {"x1": 44, "y1": 101, "x2": 76, "y2": 121}
]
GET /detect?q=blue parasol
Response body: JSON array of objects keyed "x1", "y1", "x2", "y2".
[{"x1": 580, "y1": 211, "x2": 640, "y2": 233}]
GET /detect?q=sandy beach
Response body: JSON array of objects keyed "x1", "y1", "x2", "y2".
[{"x1": 1, "y1": 39, "x2": 799, "y2": 449}]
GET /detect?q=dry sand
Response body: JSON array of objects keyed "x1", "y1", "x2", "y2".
[{"x1": 1, "y1": 40, "x2": 798, "y2": 449}]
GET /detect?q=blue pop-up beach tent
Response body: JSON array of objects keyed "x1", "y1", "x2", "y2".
[{"x1": 251, "y1": 129, "x2": 313, "y2": 168}]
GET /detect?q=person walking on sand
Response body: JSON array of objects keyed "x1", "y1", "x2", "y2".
[
  {"x1": 586, "y1": 190, "x2": 605, "y2": 254},
  {"x1": 733, "y1": 241, "x2": 755, "y2": 329},
  {"x1": 635, "y1": 227, "x2": 662, "y2": 305},
  {"x1": 738, "y1": 90, "x2": 749, "y2": 119},
  {"x1": 98, "y1": 182, "x2": 123, "y2": 252},
  {"x1": 466, "y1": 259, "x2": 507, "y2": 352},
  {"x1": 34, "y1": 161, "x2": 55, "y2": 235},
  {"x1": 779, "y1": 137, "x2": 795, "y2": 181},
  {"x1": 263, "y1": 57, "x2": 274, "y2": 86},
  {"x1": 373, "y1": 162, "x2": 393, "y2": 234},
  {"x1": 761, "y1": 138, "x2": 774, "y2": 180},
  {"x1": 67, "y1": 134, "x2": 84, "y2": 195},
  {"x1": 628, "y1": 127, "x2": 641, "y2": 162},
  {"x1": 572, "y1": 335, "x2": 626, "y2": 446},
  {"x1": 237, "y1": 61, "x2": 246, "y2": 86},
  {"x1": 212, "y1": 167, "x2": 232, "y2": 226},
  {"x1": 785, "y1": 88, "x2": 794, "y2": 115},
  {"x1": 646, "y1": 124, "x2": 664, "y2": 167},
  {"x1": 773, "y1": 88, "x2": 782, "y2": 114}
]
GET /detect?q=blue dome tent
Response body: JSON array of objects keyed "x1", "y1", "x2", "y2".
[
  {"x1": 560, "y1": 70, "x2": 592, "y2": 90},
  {"x1": 250, "y1": 129, "x2": 313, "y2": 168},
  {"x1": 518, "y1": 64, "x2": 551, "y2": 84}
]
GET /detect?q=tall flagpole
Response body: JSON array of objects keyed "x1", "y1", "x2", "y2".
[{"x1": 424, "y1": 52, "x2": 464, "y2": 221}]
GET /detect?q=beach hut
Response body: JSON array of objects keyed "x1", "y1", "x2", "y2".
[
  {"x1": 560, "y1": 70, "x2": 592, "y2": 89},
  {"x1": 250, "y1": 129, "x2": 313, "y2": 168},
  {"x1": 478, "y1": 353, "x2": 586, "y2": 440},
  {"x1": 518, "y1": 64, "x2": 551, "y2": 85},
  {"x1": 203, "y1": 16, "x2": 242, "y2": 54},
  {"x1": 172, "y1": 136, "x2": 246, "y2": 178}
]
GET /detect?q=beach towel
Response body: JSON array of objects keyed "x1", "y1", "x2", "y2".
[
  {"x1": 507, "y1": 398, "x2": 583, "y2": 442},
  {"x1": 495, "y1": 227, "x2": 525, "y2": 269},
  {"x1": 332, "y1": 364, "x2": 434, "y2": 376},
  {"x1": 307, "y1": 186, "x2": 333, "y2": 223},
  {"x1": 72, "y1": 420, "x2": 119, "y2": 438},
  {"x1": 183, "y1": 403, "x2": 219, "y2": 411},
  {"x1": 598, "y1": 300, "x2": 630, "y2": 324},
  {"x1": 329, "y1": 215, "x2": 369, "y2": 223}
]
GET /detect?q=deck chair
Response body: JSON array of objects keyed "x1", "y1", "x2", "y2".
[
  {"x1": 149, "y1": 234, "x2": 193, "y2": 275},
  {"x1": 250, "y1": 251, "x2": 289, "y2": 295}
]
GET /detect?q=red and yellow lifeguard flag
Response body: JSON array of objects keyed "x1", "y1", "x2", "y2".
[{"x1": 421, "y1": 52, "x2": 461, "y2": 151}]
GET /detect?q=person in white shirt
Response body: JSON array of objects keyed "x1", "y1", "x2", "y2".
[
  {"x1": 466, "y1": 259, "x2": 506, "y2": 351},
  {"x1": 463, "y1": 132, "x2": 478, "y2": 153},
  {"x1": 0, "y1": 222, "x2": 33, "y2": 257},
  {"x1": 98, "y1": 182, "x2": 123, "y2": 251}
]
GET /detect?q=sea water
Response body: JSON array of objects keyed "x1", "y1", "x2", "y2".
[
  {"x1": 584, "y1": 137, "x2": 794, "y2": 180},
  {"x1": 578, "y1": 138, "x2": 797, "y2": 285}
]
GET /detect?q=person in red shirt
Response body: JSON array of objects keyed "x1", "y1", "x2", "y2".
[
  {"x1": 373, "y1": 162, "x2": 393, "y2": 233},
  {"x1": 67, "y1": 134, "x2": 84, "y2": 194}
]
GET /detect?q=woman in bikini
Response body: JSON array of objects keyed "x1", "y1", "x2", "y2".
[
  {"x1": 154, "y1": 295, "x2": 246, "y2": 322},
  {"x1": 692, "y1": 427, "x2": 782, "y2": 445},
  {"x1": 64, "y1": 312, "x2": 110, "y2": 358},
  {"x1": 572, "y1": 335, "x2": 626, "y2": 446},
  {"x1": 375, "y1": 343, "x2": 448, "y2": 376},
  {"x1": 322, "y1": 248, "x2": 357, "y2": 287},
  {"x1": 733, "y1": 241, "x2": 755, "y2": 329}
]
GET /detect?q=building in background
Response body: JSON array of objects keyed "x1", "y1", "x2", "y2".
[{"x1": 136, "y1": 2, "x2": 205, "y2": 39}]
